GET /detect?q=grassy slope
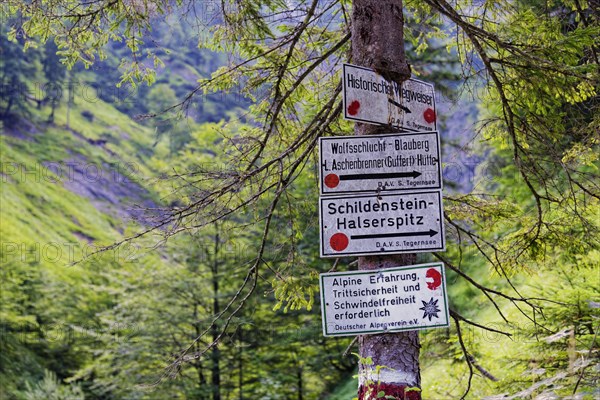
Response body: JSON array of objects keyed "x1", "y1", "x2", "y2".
[
  {"x1": 1, "y1": 41, "x2": 254, "y2": 397},
  {"x1": 1, "y1": 82, "x2": 158, "y2": 243},
  {"x1": 326, "y1": 376, "x2": 358, "y2": 399},
  {"x1": 0, "y1": 67, "x2": 173, "y2": 395}
]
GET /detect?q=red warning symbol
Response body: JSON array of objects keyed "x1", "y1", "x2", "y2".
[
  {"x1": 330, "y1": 233, "x2": 349, "y2": 252},
  {"x1": 324, "y1": 174, "x2": 340, "y2": 188},
  {"x1": 347, "y1": 100, "x2": 360, "y2": 116},
  {"x1": 425, "y1": 268, "x2": 442, "y2": 290},
  {"x1": 423, "y1": 108, "x2": 436, "y2": 124}
]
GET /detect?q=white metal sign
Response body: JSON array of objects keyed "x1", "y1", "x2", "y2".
[
  {"x1": 319, "y1": 132, "x2": 442, "y2": 195},
  {"x1": 320, "y1": 262, "x2": 449, "y2": 336},
  {"x1": 342, "y1": 63, "x2": 437, "y2": 132},
  {"x1": 319, "y1": 191, "x2": 445, "y2": 257}
]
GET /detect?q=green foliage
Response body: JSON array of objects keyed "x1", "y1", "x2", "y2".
[
  {"x1": 23, "y1": 370, "x2": 84, "y2": 400},
  {"x1": 5, "y1": 0, "x2": 177, "y2": 85},
  {"x1": 327, "y1": 375, "x2": 360, "y2": 400},
  {"x1": 273, "y1": 275, "x2": 316, "y2": 312},
  {"x1": 2, "y1": 1, "x2": 599, "y2": 399},
  {"x1": 42, "y1": 40, "x2": 67, "y2": 122},
  {"x1": 0, "y1": 19, "x2": 37, "y2": 122}
]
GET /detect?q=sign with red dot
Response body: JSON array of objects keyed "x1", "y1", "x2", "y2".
[
  {"x1": 423, "y1": 108, "x2": 436, "y2": 124},
  {"x1": 342, "y1": 63, "x2": 437, "y2": 132},
  {"x1": 329, "y1": 233, "x2": 349, "y2": 251},
  {"x1": 347, "y1": 100, "x2": 360, "y2": 116},
  {"x1": 319, "y1": 191, "x2": 446, "y2": 257},
  {"x1": 324, "y1": 173, "x2": 340, "y2": 189},
  {"x1": 319, "y1": 132, "x2": 442, "y2": 195},
  {"x1": 319, "y1": 262, "x2": 449, "y2": 336}
]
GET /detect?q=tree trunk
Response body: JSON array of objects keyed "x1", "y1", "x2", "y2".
[
  {"x1": 297, "y1": 364, "x2": 303, "y2": 400},
  {"x1": 194, "y1": 302, "x2": 209, "y2": 400},
  {"x1": 48, "y1": 100, "x2": 56, "y2": 123},
  {"x1": 211, "y1": 229, "x2": 221, "y2": 400},
  {"x1": 238, "y1": 328, "x2": 243, "y2": 400},
  {"x1": 352, "y1": 1, "x2": 421, "y2": 399},
  {"x1": 3, "y1": 97, "x2": 13, "y2": 118}
]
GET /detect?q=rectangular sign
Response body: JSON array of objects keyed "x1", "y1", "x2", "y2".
[
  {"x1": 319, "y1": 132, "x2": 442, "y2": 195},
  {"x1": 320, "y1": 262, "x2": 449, "y2": 336},
  {"x1": 319, "y1": 191, "x2": 445, "y2": 257},
  {"x1": 342, "y1": 63, "x2": 437, "y2": 132}
]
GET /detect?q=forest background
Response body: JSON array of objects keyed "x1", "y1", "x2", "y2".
[{"x1": 0, "y1": 0, "x2": 598, "y2": 399}]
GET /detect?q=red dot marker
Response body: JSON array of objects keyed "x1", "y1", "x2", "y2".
[
  {"x1": 348, "y1": 100, "x2": 360, "y2": 116},
  {"x1": 424, "y1": 108, "x2": 436, "y2": 123},
  {"x1": 324, "y1": 174, "x2": 340, "y2": 188},
  {"x1": 425, "y1": 268, "x2": 442, "y2": 290},
  {"x1": 330, "y1": 233, "x2": 349, "y2": 252}
]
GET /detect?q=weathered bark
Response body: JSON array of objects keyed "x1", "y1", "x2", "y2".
[
  {"x1": 357, "y1": 255, "x2": 421, "y2": 400},
  {"x1": 352, "y1": 1, "x2": 421, "y2": 399},
  {"x1": 351, "y1": 0, "x2": 411, "y2": 87}
]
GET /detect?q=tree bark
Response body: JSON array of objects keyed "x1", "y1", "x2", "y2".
[{"x1": 352, "y1": 1, "x2": 421, "y2": 399}]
